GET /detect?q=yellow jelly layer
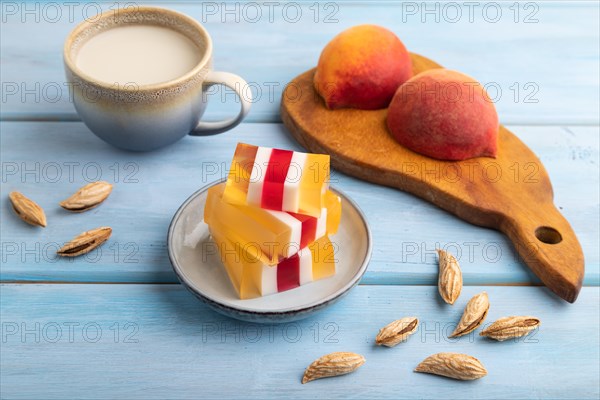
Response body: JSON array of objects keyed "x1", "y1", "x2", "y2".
[
  {"x1": 309, "y1": 236, "x2": 336, "y2": 281},
  {"x1": 298, "y1": 153, "x2": 330, "y2": 217},
  {"x1": 211, "y1": 229, "x2": 263, "y2": 300},
  {"x1": 325, "y1": 190, "x2": 341, "y2": 235},
  {"x1": 223, "y1": 143, "x2": 257, "y2": 206}
]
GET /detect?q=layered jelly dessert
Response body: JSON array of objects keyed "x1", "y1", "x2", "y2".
[
  {"x1": 211, "y1": 232, "x2": 336, "y2": 299},
  {"x1": 204, "y1": 143, "x2": 340, "y2": 299},
  {"x1": 223, "y1": 143, "x2": 330, "y2": 218}
]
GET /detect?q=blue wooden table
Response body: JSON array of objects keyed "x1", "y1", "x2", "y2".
[{"x1": 1, "y1": 1, "x2": 599, "y2": 398}]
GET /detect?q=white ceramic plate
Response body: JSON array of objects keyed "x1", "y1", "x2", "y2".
[{"x1": 168, "y1": 179, "x2": 372, "y2": 323}]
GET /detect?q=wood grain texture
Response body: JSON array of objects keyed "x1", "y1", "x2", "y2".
[
  {"x1": 1, "y1": 1, "x2": 598, "y2": 124},
  {"x1": 281, "y1": 57, "x2": 585, "y2": 302},
  {"x1": 1, "y1": 284, "x2": 598, "y2": 399},
  {"x1": 1, "y1": 121, "x2": 598, "y2": 287}
]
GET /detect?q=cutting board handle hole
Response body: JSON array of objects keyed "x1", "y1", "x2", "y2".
[{"x1": 535, "y1": 226, "x2": 563, "y2": 244}]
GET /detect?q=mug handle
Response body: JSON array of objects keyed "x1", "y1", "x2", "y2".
[{"x1": 190, "y1": 71, "x2": 252, "y2": 136}]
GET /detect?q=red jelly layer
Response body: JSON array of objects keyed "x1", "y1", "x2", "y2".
[
  {"x1": 289, "y1": 212, "x2": 318, "y2": 249},
  {"x1": 277, "y1": 253, "x2": 300, "y2": 292},
  {"x1": 261, "y1": 149, "x2": 294, "y2": 210}
]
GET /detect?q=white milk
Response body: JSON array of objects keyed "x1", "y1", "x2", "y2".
[{"x1": 76, "y1": 25, "x2": 202, "y2": 85}]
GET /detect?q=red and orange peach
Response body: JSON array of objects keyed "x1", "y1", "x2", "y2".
[
  {"x1": 387, "y1": 69, "x2": 499, "y2": 161},
  {"x1": 314, "y1": 25, "x2": 413, "y2": 110}
]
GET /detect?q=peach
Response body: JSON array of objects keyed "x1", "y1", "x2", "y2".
[
  {"x1": 387, "y1": 69, "x2": 499, "y2": 161},
  {"x1": 314, "y1": 25, "x2": 413, "y2": 110}
]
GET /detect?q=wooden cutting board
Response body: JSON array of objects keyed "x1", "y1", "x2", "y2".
[{"x1": 280, "y1": 53, "x2": 584, "y2": 303}]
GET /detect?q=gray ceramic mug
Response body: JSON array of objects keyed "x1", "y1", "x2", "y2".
[{"x1": 64, "y1": 7, "x2": 251, "y2": 151}]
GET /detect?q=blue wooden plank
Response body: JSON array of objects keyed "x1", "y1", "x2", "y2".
[
  {"x1": 1, "y1": 1, "x2": 598, "y2": 124},
  {"x1": 1, "y1": 284, "x2": 598, "y2": 399},
  {"x1": 1, "y1": 121, "x2": 598, "y2": 285}
]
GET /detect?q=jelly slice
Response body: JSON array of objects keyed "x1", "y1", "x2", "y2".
[
  {"x1": 223, "y1": 143, "x2": 330, "y2": 217},
  {"x1": 211, "y1": 231, "x2": 336, "y2": 299}
]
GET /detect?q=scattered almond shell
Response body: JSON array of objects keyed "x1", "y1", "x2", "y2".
[
  {"x1": 480, "y1": 316, "x2": 540, "y2": 341},
  {"x1": 450, "y1": 292, "x2": 489, "y2": 338},
  {"x1": 57, "y1": 227, "x2": 112, "y2": 257},
  {"x1": 415, "y1": 352, "x2": 487, "y2": 380},
  {"x1": 437, "y1": 249, "x2": 462, "y2": 304},
  {"x1": 302, "y1": 352, "x2": 365, "y2": 384},
  {"x1": 375, "y1": 317, "x2": 419, "y2": 347},
  {"x1": 9, "y1": 191, "x2": 46, "y2": 227},
  {"x1": 60, "y1": 181, "x2": 113, "y2": 212}
]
